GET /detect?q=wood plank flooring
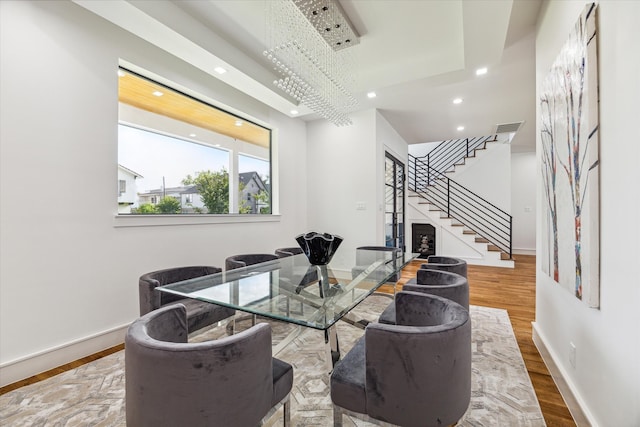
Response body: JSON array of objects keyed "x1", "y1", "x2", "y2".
[
  {"x1": 0, "y1": 345, "x2": 125, "y2": 395},
  {"x1": 1, "y1": 255, "x2": 577, "y2": 427}
]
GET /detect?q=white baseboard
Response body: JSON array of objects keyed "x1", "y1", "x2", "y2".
[
  {"x1": 462, "y1": 257, "x2": 515, "y2": 268},
  {"x1": 0, "y1": 323, "x2": 129, "y2": 387},
  {"x1": 531, "y1": 322, "x2": 596, "y2": 427},
  {"x1": 513, "y1": 248, "x2": 536, "y2": 256}
]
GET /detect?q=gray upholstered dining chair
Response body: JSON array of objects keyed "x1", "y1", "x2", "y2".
[
  {"x1": 378, "y1": 268, "x2": 469, "y2": 324},
  {"x1": 125, "y1": 303, "x2": 293, "y2": 427},
  {"x1": 139, "y1": 266, "x2": 235, "y2": 333},
  {"x1": 423, "y1": 255, "x2": 468, "y2": 278},
  {"x1": 275, "y1": 247, "x2": 319, "y2": 291},
  {"x1": 274, "y1": 247, "x2": 304, "y2": 258},
  {"x1": 225, "y1": 254, "x2": 280, "y2": 328},
  {"x1": 351, "y1": 246, "x2": 402, "y2": 284},
  {"x1": 225, "y1": 253, "x2": 280, "y2": 271},
  {"x1": 331, "y1": 291, "x2": 471, "y2": 427}
]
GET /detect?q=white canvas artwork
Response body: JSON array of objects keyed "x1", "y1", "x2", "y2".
[{"x1": 540, "y1": 3, "x2": 600, "y2": 308}]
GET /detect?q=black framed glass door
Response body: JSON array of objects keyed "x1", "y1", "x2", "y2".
[{"x1": 384, "y1": 152, "x2": 405, "y2": 250}]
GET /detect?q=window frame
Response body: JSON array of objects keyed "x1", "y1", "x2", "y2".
[{"x1": 115, "y1": 66, "x2": 277, "y2": 227}]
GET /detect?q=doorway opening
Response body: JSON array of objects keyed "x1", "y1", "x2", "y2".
[{"x1": 384, "y1": 153, "x2": 405, "y2": 250}]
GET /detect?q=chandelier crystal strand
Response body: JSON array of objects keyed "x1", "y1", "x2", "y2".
[{"x1": 264, "y1": 0, "x2": 358, "y2": 126}]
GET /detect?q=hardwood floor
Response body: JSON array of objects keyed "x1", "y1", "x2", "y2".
[
  {"x1": 1, "y1": 255, "x2": 576, "y2": 427},
  {"x1": 0, "y1": 345, "x2": 124, "y2": 396},
  {"x1": 394, "y1": 255, "x2": 576, "y2": 427}
]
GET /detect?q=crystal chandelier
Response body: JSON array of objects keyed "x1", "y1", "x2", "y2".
[{"x1": 264, "y1": 0, "x2": 359, "y2": 126}]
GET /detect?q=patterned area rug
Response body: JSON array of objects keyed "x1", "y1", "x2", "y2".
[{"x1": 0, "y1": 295, "x2": 545, "y2": 426}]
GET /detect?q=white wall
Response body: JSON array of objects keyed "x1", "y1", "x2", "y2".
[
  {"x1": 408, "y1": 141, "x2": 440, "y2": 158},
  {"x1": 376, "y1": 111, "x2": 409, "y2": 171},
  {"x1": 0, "y1": 0, "x2": 308, "y2": 385},
  {"x1": 452, "y1": 138, "x2": 511, "y2": 213},
  {"x1": 306, "y1": 110, "x2": 378, "y2": 271},
  {"x1": 306, "y1": 110, "x2": 409, "y2": 271},
  {"x1": 511, "y1": 152, "x2": 536, "y2": 252},
  {"x1": 535, "y1": 1, "x2": 640, "y2": 425}
]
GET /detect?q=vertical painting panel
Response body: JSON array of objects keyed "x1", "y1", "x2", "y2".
[{"x1": 540, "y1": 3, "x2": 600, "y2": 308}]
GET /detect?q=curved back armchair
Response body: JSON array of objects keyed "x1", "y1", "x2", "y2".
[
  {"x1": 352, "y1": 246, "x2": 402, "y2": 283},
  {"x1": 424, "y1": 255, "x2": 468, "y2": 278},
  {"x1": 275, "y1": 247, "x2": 318, "y2": 289},
  {"x1": 379, "y1": 269, "x2": 469, "y2": 324},
  {"x1": 126, "y1": 304, "x2": 293, "y2": 427},
  {"x1": 275, "y1": 247, "x2": 303, "y2": 258},
  {"x1": 331, "y1": 292, "x2": 471, "y2": 427},
  {"x1": 224, "y1": 254, "x2": 280, "y2": 328},
  {"x1": 225, "y1": 253, "x2": 279, "y2": 270},
  {"x1": 139, "y1": 266, "x2": 235, "y2": 332}
]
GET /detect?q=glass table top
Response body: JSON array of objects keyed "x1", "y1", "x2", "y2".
[{"x1": 157, "y1": 250, "x2": 417, "y2": 330}]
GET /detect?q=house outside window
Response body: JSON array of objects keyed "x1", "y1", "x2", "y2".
[
  {"x1": 117, "y1": 164, "x2": 142, "y2": 214},
  {"x1": 117, "y1": 68, "x2": 271, "y2": 216}
]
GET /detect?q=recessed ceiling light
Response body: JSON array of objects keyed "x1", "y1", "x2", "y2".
[
  {"x1": 235, "y1": 120, "x2": 243, "y2": 127},
  {"x1": 214, "y1": 66, "x2": 227, "y2": 75},
  {"x1": 290, "y1": 110, "x2": 299, "y2": 115},
  {"x1": 476, "y1": 67, "x2": 488, "y2": 76},
  {"x1": 453, "y1": 98, "x2": 463, "y2": 104},
  {"x1": 214, "y1": 144, "x2": 221, "y2": 147},
  {"x1": 457, "y1": 126, "x2": 465, "y2": 131},
  {"x1": 367, "y1": 91, "x2": 377, "y2": 99},
  {"x1": 189, "y1": 133, "x2": 196, "y2": 137},
  {"x1": 117, "y1": 70, "x2": 126, "y2": 77},
  {"x1": 152, "y1": 90, "x2": 164, "y2": 97}
]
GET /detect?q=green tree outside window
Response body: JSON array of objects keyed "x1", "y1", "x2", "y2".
[{"x1": 182, "y1": 169, "x2": 229, "y2": 214}]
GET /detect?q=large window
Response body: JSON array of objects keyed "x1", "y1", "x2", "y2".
[{"x1": 117, "y1": 68, "x2": 271, "y2": 215}]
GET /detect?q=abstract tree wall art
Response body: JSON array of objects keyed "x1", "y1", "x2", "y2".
[{"x1": 540, "y1": 3, "x2": 600, "y2": 308}]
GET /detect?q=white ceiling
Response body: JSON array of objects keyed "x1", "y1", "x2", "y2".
[{"x1": 75, "y1": 0, "x2": 542, "y2": 151}]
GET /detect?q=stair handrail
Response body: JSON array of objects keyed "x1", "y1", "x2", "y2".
[
  {"x1": 413, "y1": 135, "x2": 498, "y2": 178},
  {"x1": 409, "y1": 154, "x2": 513, "y2": 258}
]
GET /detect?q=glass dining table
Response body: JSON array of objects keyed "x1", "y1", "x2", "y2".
[{"x1": 157, "y1": 249, "x2": 417, "y2": 371}]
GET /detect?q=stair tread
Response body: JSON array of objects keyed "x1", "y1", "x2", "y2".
[{"x1": 410, "y1": 140, "x2": 513, "y2": 264}]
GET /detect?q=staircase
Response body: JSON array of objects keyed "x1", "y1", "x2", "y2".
[{"x1": 409, "y1": 136, "x2": 514, "y2": 268}]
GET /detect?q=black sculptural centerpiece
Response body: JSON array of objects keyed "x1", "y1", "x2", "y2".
[{"x1": 295, "y1": 232, "x2": 343, "y2": 265}]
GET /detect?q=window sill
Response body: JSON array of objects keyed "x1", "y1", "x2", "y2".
[{"x1": 113, "y1": 214, "x2": 281, "y2": 228}]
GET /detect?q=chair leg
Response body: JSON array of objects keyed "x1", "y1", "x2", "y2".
[
  {"x1": 283, "y1": 398, "x2": 291, "y2": 427},
  {"x1": 333, "y1": 404, "x2": 343, "y2": 427}
]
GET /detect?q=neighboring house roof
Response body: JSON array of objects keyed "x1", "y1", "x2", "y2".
[
  {"x1": 181, "y1": 185, "x2": 200, "y2": 194},
  {"x1": 138, "y1": 185, "x2": 197, "y2": 196},
  {"x1": 118, "y1": 164, "x2": 143, "y2": 178},
  {"x1": 239, "y1": 171, "x2": 267, "y2": 192}
]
